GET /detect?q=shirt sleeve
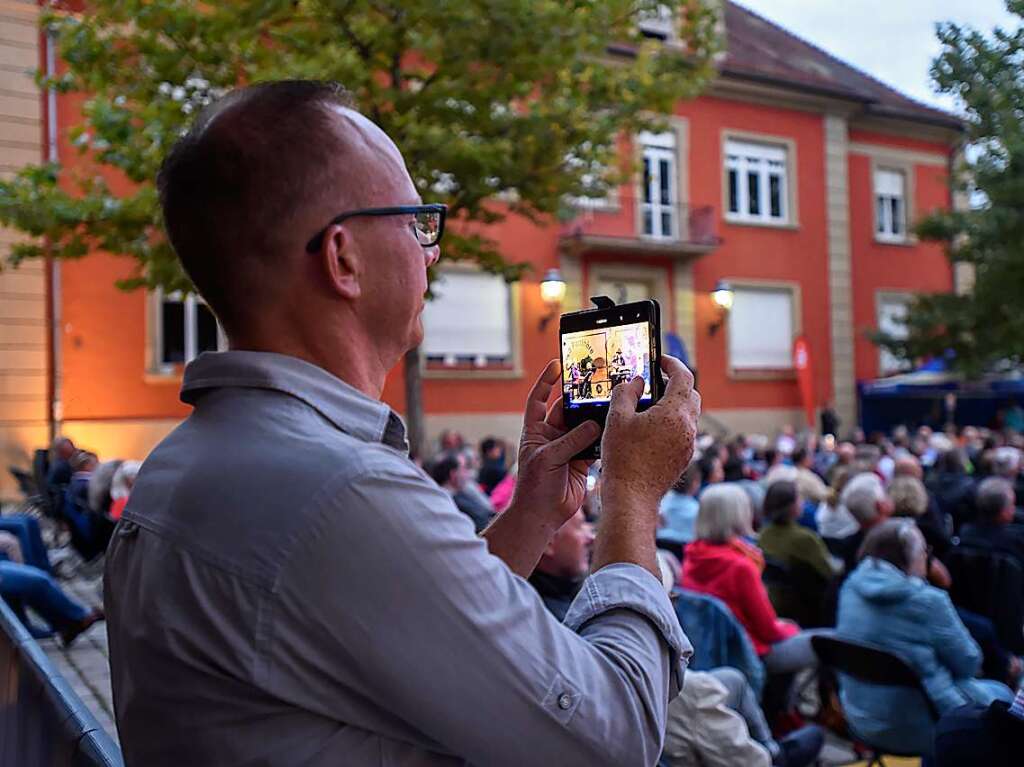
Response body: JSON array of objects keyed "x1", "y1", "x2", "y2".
[
  {"x1": 272, "y1": 456, "x2": 692, "y2": 767},
  {"x1": 927, "y1": 588, "x2": 982, "y2": 680}
]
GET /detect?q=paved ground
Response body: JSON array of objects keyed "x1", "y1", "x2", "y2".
[{"x1": 37, "y1": 571, "x2": 118, "y2": 743}]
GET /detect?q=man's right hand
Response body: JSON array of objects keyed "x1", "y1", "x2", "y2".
[{"x1": 600, "y1": 355, "x2": 701, "y2": 517}]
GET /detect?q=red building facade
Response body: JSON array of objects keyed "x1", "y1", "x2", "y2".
[{"x1": 18, "y1": 3, "x2": 965, "y2": 469}]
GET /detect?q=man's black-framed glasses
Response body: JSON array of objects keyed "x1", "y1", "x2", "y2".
[{"x1": 305, "y1": 204, "x2": 447, "y2": 253}]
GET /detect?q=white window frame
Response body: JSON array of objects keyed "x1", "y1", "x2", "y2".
[
  {"x1": 726, "y1": 281, "x2": 801, "y2": 378},
  {"x1": 152, "y1": 290, "x2": 226, "y2": 374},
  {"x1": 421, "y1": 268, "x2": 521, "y2": 378},
  {"x1": 640, "y1": 131, "x2": 678, "y2": 241},
  {"x1": 874, "y1": 167, "x2": 908, "y2": 243},
  {"x1": 725, "y1": 139, "x2": 789, "y2": 225},
  {"x1": 876, "y1": 292, "x2": 912, "y2": 375},
  {"x1": 638, "y1": 4, "x2": 675, "y2": 40}
]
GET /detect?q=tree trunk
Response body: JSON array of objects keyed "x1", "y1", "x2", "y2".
[{"x1": 403, "y1": 345, "x2": 425, "y2": 459}]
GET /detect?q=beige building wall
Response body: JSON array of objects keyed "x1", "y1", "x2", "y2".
[
  {"x1": 702, "y1": 407, "x2": 808, "y2": 439},
  {"x1": 59, "y1": 418, "x2": 183, "y2": 465},
  {"x1": 824, "y1": 113, "x2": 856, "y2": 431},
  {"x1": 0, "y1": 0, "x2": 46, "y2": 502}
]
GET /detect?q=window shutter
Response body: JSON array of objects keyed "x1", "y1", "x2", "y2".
[
  {"x1": 422, "y1": 272, "x2": 512, "y2": 359},
  {"x1": 877, "y1": 296, "x2": 910, "y2": 374},
  {"x1": 729, "y1": 288, "x2": 794, "y2": 369},
  {"x1": 875, "y1": 168, "x2": 905, "y2": 197}
]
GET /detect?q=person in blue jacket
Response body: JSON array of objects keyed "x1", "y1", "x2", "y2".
[{"x1": 836, "y1": 519, "x2": 1013, "y2": 758}]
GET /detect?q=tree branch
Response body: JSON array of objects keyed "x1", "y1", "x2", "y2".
[{"x1": 333, "y1": 2, "x2": 374, "y2": 63}]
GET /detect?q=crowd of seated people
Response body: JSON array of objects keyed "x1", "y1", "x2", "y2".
[
  {"x1": 643, "y1": 421, "x2": 1024, "y2": 763},
  {"x1": 368, "y1": 420, "x2": 1024, "y2": 763},
  {"x1": 13, "y1": 406, "x2": 1024, "y2": 761},
  {"x1": 2, "y1": 435, "x2": 143, "y2": 644},
  {"x1": 424, "y1": 432, "x2": 527, "y2": 531}
]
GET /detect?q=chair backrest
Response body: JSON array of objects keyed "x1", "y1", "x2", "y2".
[
  {"x1": 762, "y1": 556, "x2": 829, "y2": 628},
  {"x1": 811, "y1": 635, "x2": 939, "y2": 721},
  {"x1": 945, "y1": 544, "x2": 1024, "y2": 654},
  {"x1": 761, "y1": 556, "x2": 791, "y2": 585},
  {"x1": 672, "y1": 588, "x2": 765, "y2": 697},
  {"x1": 30, "y1": 450, "x2": 55, "y2": 517},
  {"x1": 8, "y1": 466, "x2": 38, "y2": 499}
]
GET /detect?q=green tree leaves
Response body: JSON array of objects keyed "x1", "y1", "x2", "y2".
[
  {"x1": 874, "y1": 2, "x2": 1024, "y2": 379},
  {"x1": 0, "y1": 0, "x2": 720, "y2": 288}
]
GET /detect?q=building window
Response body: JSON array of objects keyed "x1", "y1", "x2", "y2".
[
  {"x1": 729, "y1": 286, "x2": 795, "y2": 370},
  {"x1": 638, "y1": 4, "x2": 674, "y2": 39},
  {"x1": 877, "y1": 294, "x2": 911, "y2": 375},
  {"x1": 422, "y1": 271, "x2": 514, "y2": 369},
  {"x1": 875, "y1": 167, "x2": 907, "y2": 241},
  {"x1": 640, "y1": 131, "x2": 677, "y2": 240},
  {"x1": 157, "y1": 292, "x2": 223, "y2": 369},
  {"x1": 725, "y1": 139, "x2": 789, "y2": 224}
]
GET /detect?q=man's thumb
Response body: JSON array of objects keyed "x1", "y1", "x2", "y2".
[{"x1": 543, "y1": 421, "x2": 600, "y2": 465}]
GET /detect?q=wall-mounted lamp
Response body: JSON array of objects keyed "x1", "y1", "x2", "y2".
[
  {"x1": 539, "y1": 268, "x2": 567, "y2": 331},
  {"x1": 708, "y1": 279, "x2": 734, "y2": 336}
]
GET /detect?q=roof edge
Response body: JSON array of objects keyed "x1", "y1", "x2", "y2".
[{"x1": 728, "y1": 1, "x2": 962, "y2": 128}]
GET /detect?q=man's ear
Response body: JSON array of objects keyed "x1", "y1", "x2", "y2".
[
  {"x1": 542, "y1": 537, "x2": 558, "y2": 560},
  {"x1": 322, "y1": 225, "x2": 361, "y2": 300}
]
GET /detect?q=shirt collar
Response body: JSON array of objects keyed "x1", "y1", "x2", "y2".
[
  {"x1": 180, "y1": 350, "x2": 409, "y2": 452},
  {"x1": 528, "y1": 569, "x2": 585, "y2": 601}
]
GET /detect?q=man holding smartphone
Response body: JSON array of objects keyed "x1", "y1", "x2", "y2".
[{"x1": 104, "y1": 80, "x2": 702, "y2": 767}]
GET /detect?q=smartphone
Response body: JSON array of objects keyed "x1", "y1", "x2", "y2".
[{"x1": 559, "y1": 298, "x2": 663, "y2": 459}]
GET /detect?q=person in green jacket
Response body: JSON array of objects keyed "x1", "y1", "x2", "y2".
[{"x1": 758, "y1": 480, "x2": 838, "y2": 627}]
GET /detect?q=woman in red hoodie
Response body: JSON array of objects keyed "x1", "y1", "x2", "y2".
[{"x1": 681, "y1": 483, "x2": 822, "y2": 674}]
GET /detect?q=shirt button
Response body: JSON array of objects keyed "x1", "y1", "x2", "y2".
[{"x1": 557, "y1": 693, "x2": 572, "y2": 710}]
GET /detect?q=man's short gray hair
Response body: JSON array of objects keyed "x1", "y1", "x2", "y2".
[
  {"x1": 695, "y1": 484, "x2": 753, "y2": 544},
  {"x1": 992, "y1": 447, "x2": 1022, "y2": 478},
  {"x1": 840, "y1": 472, "x2": 887, "y2": 526},
  {"x1": 976, "y1": 477, "x2": 1014, "y2": 521}
]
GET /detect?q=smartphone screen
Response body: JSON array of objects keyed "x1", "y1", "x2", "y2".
[
  {"x1": 559, "y1": 299, "x2": 662, "y2": 459},
  {"x1": 561, "y1": 319, "x2": 654, "y2": 409}
]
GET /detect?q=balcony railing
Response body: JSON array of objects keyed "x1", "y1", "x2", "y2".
[{"x1": 559, "y1": 198, "x2": 721, "y2": 257}]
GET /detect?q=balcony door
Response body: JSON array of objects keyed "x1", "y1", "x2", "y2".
[{"x1": 640, "y1": 131, "x2": 677, "y2": 240}]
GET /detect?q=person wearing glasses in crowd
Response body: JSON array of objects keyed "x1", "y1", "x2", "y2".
[{"x1": 104, "y1": 80, "x2": 702, "y2": 767}]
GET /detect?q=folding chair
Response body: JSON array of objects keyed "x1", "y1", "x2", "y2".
[{"x1": 811, "y1": 635, "x2": 938, "y2": 766}]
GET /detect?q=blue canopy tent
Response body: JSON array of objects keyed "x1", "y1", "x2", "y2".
[{"x1": 858, "y1": 368, "x2": 1024, "y2": 434}]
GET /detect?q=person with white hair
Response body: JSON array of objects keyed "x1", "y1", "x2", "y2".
[
  {"x1": 829, "y1": 472, "x2": 894, "y2": 573},
  {"x1": 109, "y1": 460, "x2": 142, "y2": 521},
  {"x1": 681, "y1": 484, "x2": 825, "y2": 675},
  {"x1": 843, "y1": 473, "x2": 891, "y2": 526},
  {"x1": 959, "y1": 477, "x2": 1024, "y2": 568},
  {"x1": 815, "y1": 465, "x2": 860, "y2": 541},
  {"x1": 991, "y1": 447, "x2": 1022, "y2": 480},
  {"x1": 836, "y1": 519, "x2": 1013, "y2": 759},
  {"x1": 989, "y1": 447, "x2": 1024, "y2": 518}
]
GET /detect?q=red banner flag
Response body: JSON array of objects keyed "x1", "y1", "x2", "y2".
[{"x1": 793, "y1": 335, "x2": 816, "y2": 430}]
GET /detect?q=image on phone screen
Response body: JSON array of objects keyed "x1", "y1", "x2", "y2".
[{"x1": 561, "y1": 320, "x2": 653, "y2": 409}]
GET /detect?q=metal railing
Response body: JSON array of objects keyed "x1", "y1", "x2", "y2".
[
  {"x1": 560, "y1": 198, "x2": 720, "y2": 250},
  {"x1": 0, "y1": 597, "x2": 123, "y2": 766}
]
